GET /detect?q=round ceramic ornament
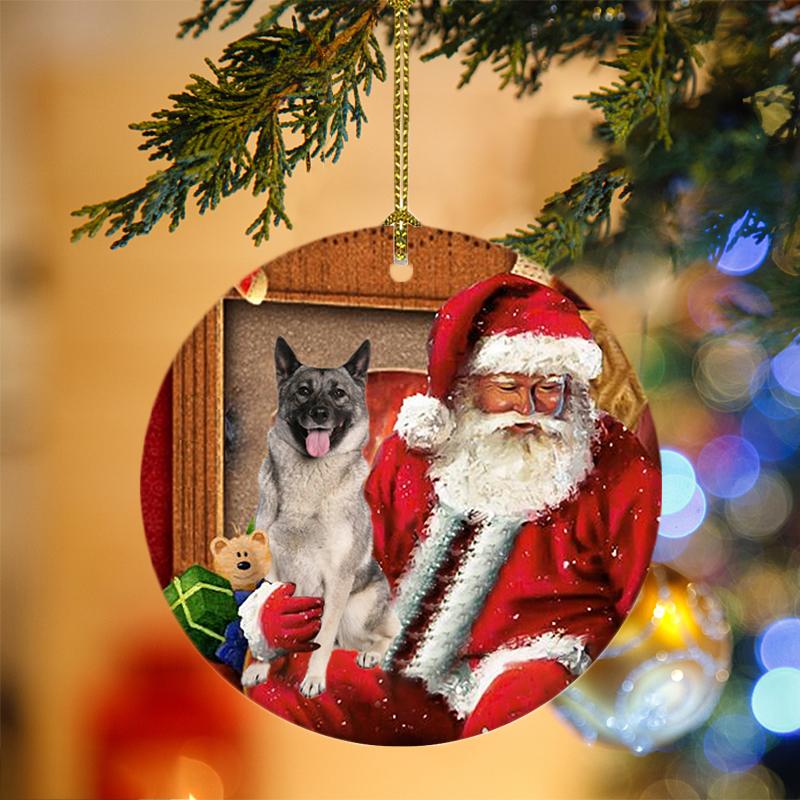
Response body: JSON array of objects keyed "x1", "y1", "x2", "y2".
[{"x1": 140, "y1": 230, "x2": 662, "y2": 744}]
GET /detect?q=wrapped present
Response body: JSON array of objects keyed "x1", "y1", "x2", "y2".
[{"x1": 164, "y1": 565, "x2": 238, "y2": 659}]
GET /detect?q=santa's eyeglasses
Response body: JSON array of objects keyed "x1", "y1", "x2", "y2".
[{"x1": 472, "y1": 374, "x2": 568, "y2": 416}]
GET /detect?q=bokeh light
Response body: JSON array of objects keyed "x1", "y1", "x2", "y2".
[
  {"x1": 653, "y1": 531, "x2": 691, "y2": 563},
  {"x1": 670, "y1": 516, "x2": 730, "y2": 580},
  {"x1": 737, "y1": 565, "x2": 797, "y2": 632},
  {"x1": 757, "y1": 618, "x2": 800, "y2": 671},
  {"x1": 755, "y1": 376, "x2": 800, "y2": 427},
  {"x1": 661, "y1": 449, "x2": 698, "y2": 515},
  {"x1": 744, "y1": 404, "x2": 800, "y2": 462},
  {"x1": 749, "y1": 362, "x2": 799, "y2": 420},
  {"x1": 640, "y1": 778, "x2": 700, "y2": 799},
  {"x1": 687, "y1": 272, "x2": 772, "y2": 334},
  {"x1": 632, "y1": 334, "x2": 668, "y2": 390},
  {"x1": 659, "y1": 486, "x2": 707, "y2": 539},
  {"x1": 713, "y1": 212, "x2": 771, "y2": 276},
  {"x1": 697, "y1": 436, "x2": 760, "y2": 498},
  {"x1": 766, "y1": 369, "x2": 800, "y2": 414},
  {"x1": 703, "y1": 712, "x2": 766, "y2": 772},
  {"x1": 649, "y1": 384, "x2": 721, "y2": 454},
  {"x1": 772, "y1": 339, "x2": 800, "y2": 397},
  {"x1": 751, "y1": 668, "x2": 800, "y2": 733},
  {"x1": 694, "y1": 336, "x2": 766, "y2": 411},
  {"x1": 751, "y1": 386, "x2": 798, "y2": 421},
  {"x1": 724, "y1": 471, "x2": 793, "y2": 540},
  {"x1": 741, "y1": 407, "x2": 798, "y2": 462},
  {"x1": 707, "y1": 767, "x2": 785, "y2": 800}
]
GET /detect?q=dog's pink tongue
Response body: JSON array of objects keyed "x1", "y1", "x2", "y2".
[{"x1": 306, "y1": 430, "x2": 331, "y2": 457}]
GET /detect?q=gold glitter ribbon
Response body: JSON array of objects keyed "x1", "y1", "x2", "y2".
[{"x1": 383, "y1": 0, "x2": 419, "y2": 270}]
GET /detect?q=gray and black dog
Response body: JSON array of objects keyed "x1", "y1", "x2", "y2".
[{"x1": 244, "y1": 337, "x2": 399, "y2": 698}]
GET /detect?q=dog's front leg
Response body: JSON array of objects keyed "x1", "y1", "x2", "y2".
[{"x1": 299, "y1": 573, "x2": 355, "y2": 699}]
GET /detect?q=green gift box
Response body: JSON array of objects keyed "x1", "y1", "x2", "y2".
[{"x1": 164, "y1": 565, "x2": 238, "y2": 659}]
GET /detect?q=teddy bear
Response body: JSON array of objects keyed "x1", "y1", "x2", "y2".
[{"x1": 210, "y1": 530, "x2": 271, "y2": 591}]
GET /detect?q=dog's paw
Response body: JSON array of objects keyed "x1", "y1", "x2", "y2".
[
  {"x1": 242, "y1": 661, "x2": 271, "y2": 689},
  {"x1": 356, "y1": 651, "x2": 380, "y2": 669},
  {"x1": 299, "y1": 674, "x2": 326, "y2": 698}
]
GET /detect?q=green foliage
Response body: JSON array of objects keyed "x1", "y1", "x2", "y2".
[
  {"x1": 71, "y1": 1, "x2": 386, "y2": 248},
  {"x1": 498, "y1": 165, "x2": 628, "y2": 267},
  {"x1": 178, "y1": 0, "x2": 263, "y2": 38},
  {"x1": 71, "y1": 0, "x2": 800, "y2": 341},
  {"x1": 405, "y1": 0, "x2": 626, "y2": 96},
  {"x1": 499, "y1": 2, "x2": 719, "y2": 270},
  {"x1": 579, "y1": 3, "x2": 718, "y2": 150}
]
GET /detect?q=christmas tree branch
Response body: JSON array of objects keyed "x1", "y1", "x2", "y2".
[
  {"x1": 579, "y1": 2, "x2": 716, "y2": 150},
  {"x1": 71, "y1": 1, "x2": 387, "y2": 248},
  {"x1": 498, "y1": 1, "x2": 720, "y2": 270},
  {"x1": 498, "y1": 165, "x2": 628, "y2": 267},
  {"x1": 178, "y1": 0, "x2": 264, "y2": 38},
  {"x1": 405, "y1": 0, "x2": 627, "y2": 96}
]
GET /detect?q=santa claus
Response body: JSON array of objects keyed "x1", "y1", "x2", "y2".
[{"x1": 239, "y1": 273, "x2": 661, "y2": 744}]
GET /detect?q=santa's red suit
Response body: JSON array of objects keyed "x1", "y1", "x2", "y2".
[{"x1": 240, "y1": 274, "x2": 660, "y2": 745}]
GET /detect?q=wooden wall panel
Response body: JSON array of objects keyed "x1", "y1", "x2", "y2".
[
  {"x1": 226, "y1": 225, "x2": 518, "y2": 310},
  {"x1": 172, "y1": 301, "x2": 223, "y2": 573}
]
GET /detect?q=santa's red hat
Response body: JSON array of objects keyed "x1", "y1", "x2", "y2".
[{"x1": 395, "y1": 273, "x2": 603, "y2": 452}]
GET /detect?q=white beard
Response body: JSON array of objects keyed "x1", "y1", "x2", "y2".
[{"x1": 428, "y1": 385, "x2": 599, "y2": 518}]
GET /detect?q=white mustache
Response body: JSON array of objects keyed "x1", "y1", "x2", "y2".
[{"x1": 473, "y1": 410, "x2": 570, "y2": 438}]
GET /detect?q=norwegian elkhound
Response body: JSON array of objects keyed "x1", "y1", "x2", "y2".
[{"x1": 244, "y1": 337, "x2": 399, "y2": 698}]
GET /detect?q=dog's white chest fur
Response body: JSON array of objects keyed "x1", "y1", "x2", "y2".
[{"x1": 261, "y1": 432, "x2": 370, "y2": 595}]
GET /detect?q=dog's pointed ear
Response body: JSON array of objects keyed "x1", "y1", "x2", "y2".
[
  {"x1": 343, "y1": 339, "x2": 370, "y2": 383},
  {"x1": 275, "y1": 337, "x2": 302, "y2": 383}
]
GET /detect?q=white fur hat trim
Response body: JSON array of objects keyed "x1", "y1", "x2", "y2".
[
  {"x1": 466, "y1": 332, "x2": 602, "y2": 383},
  {"x1": 394, "y1": 393, "x2": 455, "y2": 453}
]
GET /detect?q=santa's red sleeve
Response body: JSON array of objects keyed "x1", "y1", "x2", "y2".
[
  {"x1": 364, "y1": 433, "x2": 426, "y2": 591},
  {"x1": 600, "y1": 423, "x2": 661, "y2": 620}
]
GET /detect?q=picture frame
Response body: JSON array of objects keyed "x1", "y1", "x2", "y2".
[{"x1": 169, "y1": 225, "x2": 518, "y2": 575}]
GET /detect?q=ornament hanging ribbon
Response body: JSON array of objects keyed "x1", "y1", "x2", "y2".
[{"x1": 383, "y1": 0, "x2": 419, "y2": 282}]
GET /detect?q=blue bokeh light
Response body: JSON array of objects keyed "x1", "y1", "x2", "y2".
[
  {"x1": 652, "y1": 531, "x2": 691, "y2": 563},
  {"x1": 697, "y1": 436, "x2": 761, "y2": 498},
  {"x1": 751, "y1": 384, "x2": 798, "y2": 421},
  {"x1": 741, "y1": 407, "x2": 797, "y2": 462},
  {"x1": 772, "y1": 339, "x2": 800, "y2": 397},
  {"x1": 751, "y1": 668, "x2": 800, "y2": 733},
  {"x1": 660, "y1": 449, "x2": 698, "y2": 515},
  {"x1": 758, "y1": 618, "x2": 800, "y2": 671},
  {"x1": 703, "y1": 713, "x2": 766, "y2": 772},
  {"x1": 713, "y1": 212, "x2": 771, "y2": 276},
  {"x1": 659, "y1": 486, "x2": 707, "y2": 539}
]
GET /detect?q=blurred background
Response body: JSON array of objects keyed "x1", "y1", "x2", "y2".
[{"x1": 1, "y1": 1, "x2": 798, "y2": 798}]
